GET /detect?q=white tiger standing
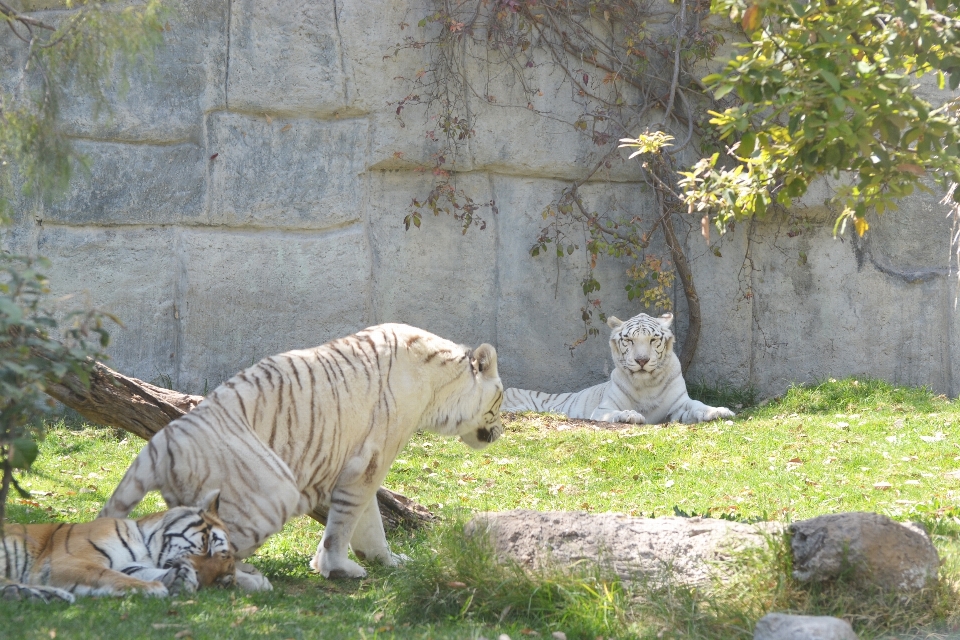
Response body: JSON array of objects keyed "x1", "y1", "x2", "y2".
[
  {"x1": 502, "y1": 312, "x2": 734, "y2": 425},
  {"x1": 100, "y1": 323, "x2": 504, "y2": 591}
]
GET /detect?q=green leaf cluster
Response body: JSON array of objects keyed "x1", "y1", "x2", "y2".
[
  {"x1": 0, "y1": 254, "x2": 110, "y2": 522},
  {"x1": 688, "y1": 0, "x2": 960, "y2": 235}
]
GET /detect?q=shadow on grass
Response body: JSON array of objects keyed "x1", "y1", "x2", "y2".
[
  {"x1": 687, "y1": 380, "x2": 760, "y2": 411},
  {"x1": 753, "y1": 377, "x2": 954, "y2": 418}
]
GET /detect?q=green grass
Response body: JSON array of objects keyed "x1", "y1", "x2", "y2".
[{"x1": 3, "y1": 378, "x2": 960, "y2": 638}]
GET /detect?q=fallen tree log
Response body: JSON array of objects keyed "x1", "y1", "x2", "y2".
[{"x1": 45, "y1": 362, "x2": 435, "y2": 531}]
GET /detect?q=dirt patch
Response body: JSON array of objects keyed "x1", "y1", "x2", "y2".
[
  {"x1": 501, "y1": 412, "x2": 636, "y2": 432},
  {"x1": 501, "y1": 412, "x2": 704, "y2": 434}
]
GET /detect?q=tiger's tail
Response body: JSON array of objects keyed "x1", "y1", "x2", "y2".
[{"x1": 99, "y1": 431, "x2": 168, "y2": 519}]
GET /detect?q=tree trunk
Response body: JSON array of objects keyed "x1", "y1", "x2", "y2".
[
  {"x1": 45, "y1": 362, "x2": 435, "y2": 530},
  {"x1": 660, "y1": 211, "x2": 701, "y2": 374}
]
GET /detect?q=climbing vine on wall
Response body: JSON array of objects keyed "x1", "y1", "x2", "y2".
[
  {"x1": 389, "y1": 0, "x2": 725, "y2": 369},
  {"x1": 390, "y1": 0, "x2": 960, "y2": 367}
]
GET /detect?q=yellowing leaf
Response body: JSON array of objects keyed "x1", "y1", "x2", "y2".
[
  {"x1": 854, "y1": 216, "x2": 869, "y2": 237},
  {"x1": 741, "y1": 5, "x2": 762, "y2": 32},
  {"x1": 896, "y1": 163, "x2": 926, "y2": 176}
]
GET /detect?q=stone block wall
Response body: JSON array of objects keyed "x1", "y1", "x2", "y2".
[{"x1": 3, "y1": 0, "x2": 957, "y2": 398}]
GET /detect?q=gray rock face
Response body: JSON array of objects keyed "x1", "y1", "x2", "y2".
[
  {"x1": 753, "y1": 613, "x2": 859, "y2": 640},
  {"x1": 2, "y1": 0, "x2": 958, "y2": 398},
  {"x1": 45, "y1": 140, "x2": 206, "y2": 226},
  {"x1": 464, "y1": 510, "x2": 782, "y2": 586},
  {"x1": 227, "y1": 0, "x2": 348, "y2": 114},
  {"x1": 790, "y1": 512, "x2": 940, "y2": 591},
  {"x1": 205, "y1": 112, "x2": 367, "y2": 230}
]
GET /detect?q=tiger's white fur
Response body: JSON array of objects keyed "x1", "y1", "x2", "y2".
[
  {"x1": 100, "y1": 323, "x2": 503, "y2": 591},
  {"x1": 502, "y1": 312, "x2": 734, "y2": 425}
]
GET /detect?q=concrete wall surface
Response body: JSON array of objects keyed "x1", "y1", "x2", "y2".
[{"x1": 3, "y1": 0, "x2": 958, "y2": 398}]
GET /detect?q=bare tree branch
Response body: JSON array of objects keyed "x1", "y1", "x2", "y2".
[
  {"x1": 660, "y1": 0, "x2": 687, "y2": 128},
  {"x1": 0, "y1": 2, "x2": 56, "y2": 31}
]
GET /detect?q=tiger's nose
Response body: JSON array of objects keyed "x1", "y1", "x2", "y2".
[{"x1": 635, "y1": 357, "x2": 649, "y2": 368}]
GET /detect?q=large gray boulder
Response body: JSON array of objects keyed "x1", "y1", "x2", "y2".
[
  {"x1": 753, "y1": 613, "x2": 859, "y2": 640},
  {"x1": 790, "y1": 512, "x2": 939, "y2": 591},
  {"x1": 464, "y1": 510, "x2": 782, "y2": 586}
]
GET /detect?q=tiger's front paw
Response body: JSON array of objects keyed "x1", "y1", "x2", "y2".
[
  {"x1": 352, "y1": 547, "x2": 409, "y2": 567},
  {"x1": 611, "y1": 410, "x2": 646, "y2": 424},
  {"x1": 590, "y1": 408, "x2": 646, "y2": 424},
  {"x1": 140, "y1": 582, "x2": 172, "y2": 597},
  {"x1": 702, "y1": 406, "x2": 735, "y2": 421},
  {"x1": 163, "y1": 558, "x2": 199, "y2": 595},
  {"x1": 311, "y1": 550, "x2": 367, "y2": 579},
  {"x1": 234, "y1": 563, "x2": 273, "y2": 592},
  {"x1": 372, "y1": 550, "x2": 410, "y2": 567}
]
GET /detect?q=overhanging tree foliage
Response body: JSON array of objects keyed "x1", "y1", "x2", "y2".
[
  {"x1": 392, "y1": 0, "x2": 723, "y2": 370},
  {"x1": 0, "y1": 0, "x2": 168, "y2": 529},
  {"x1": 678, "y1": 0, "x2": 960, "y2": 238}
]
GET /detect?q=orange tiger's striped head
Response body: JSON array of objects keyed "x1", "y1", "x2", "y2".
[{"x1": 155, "y1": 491, "x2": 236, "y2": 589}]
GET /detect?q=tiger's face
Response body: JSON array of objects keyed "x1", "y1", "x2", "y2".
[
  {"x1": 184, "y1": 511, "x2": 236, "y2": 588},
  {"x1": 159, "y1": 491, "x2": 236, "y2": 589},
  {"x1": 458, "y1": 343, "x2": 505, "y2": 450},
  {"x1": 607, "y1": 313, "x2": 675, "y2": 375}
]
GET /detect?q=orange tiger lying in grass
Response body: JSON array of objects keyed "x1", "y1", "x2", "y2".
[{"x1": 1, "y1": 490, "x2": 235, "y2": 604}]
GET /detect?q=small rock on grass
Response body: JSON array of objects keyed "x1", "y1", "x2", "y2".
[
  {"x1": 753, "y1": 613, "x2": 858, "y2": 640},
  {"x1": 790, "y1": 512, "x2": 939, "y2": 591}
]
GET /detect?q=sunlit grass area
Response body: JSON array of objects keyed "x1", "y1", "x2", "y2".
[{"x1": 3, "y1": 378, "x2": 960, "y2": 638}]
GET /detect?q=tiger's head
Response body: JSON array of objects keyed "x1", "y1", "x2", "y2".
[
  {"x1": 158, "y1": 490, "x2": 236, "y2": 589},
  {"x1": 458, "y1": 343, "x2": 505, "y2": 450},
  {"x1": 607, "y1": 312, "x2": 675, "y2": 375}
]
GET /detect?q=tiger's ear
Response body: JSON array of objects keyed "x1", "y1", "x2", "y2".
[
  {"x1": 197, "y1": 490, "x2": 221, "y2": 517},
  {"x1": 471, "y1": 344, "x2": 499, "y2": 379},
  {"x1": 606, "y1": 316, "x2": 623, "y2": 329},
  {"x1": 658, "y1": 313, "x2": 674, "y2": 328}
]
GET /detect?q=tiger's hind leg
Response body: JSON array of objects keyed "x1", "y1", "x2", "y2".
[{"x1": 1, "y1": 581, "x2": 75, "y2": 604}]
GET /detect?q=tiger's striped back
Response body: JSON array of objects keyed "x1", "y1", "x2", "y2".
[{"x1": 502, "y1": 382, "x2": 607, "y2": 417}]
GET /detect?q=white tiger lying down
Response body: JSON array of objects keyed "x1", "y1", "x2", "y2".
[
  {"x1": 502, "y1": 312, "x2": 734, "y2": 425},
  {"x1": 1, "y1": 491, "x2": 234, "y2": 604},
  {"x1": 100, "y1": 323, "x2": 504, "y2": 591}
]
